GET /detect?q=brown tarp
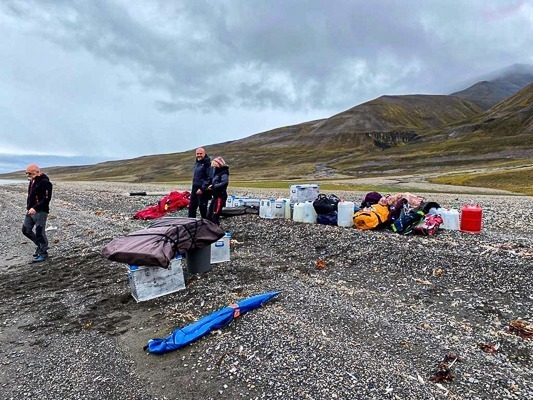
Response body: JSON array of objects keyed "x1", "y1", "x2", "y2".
[{"x1": 102, "y1": 218, "x2": 225, "y2": 268}]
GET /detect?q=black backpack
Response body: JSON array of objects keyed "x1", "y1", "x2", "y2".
[{"x1": 313, "y1": 194, "x2": 341, "y2": 215}]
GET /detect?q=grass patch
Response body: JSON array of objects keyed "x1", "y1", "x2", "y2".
[{"x1": 429, "y1": 167, "x2": 533, "y2": 195}]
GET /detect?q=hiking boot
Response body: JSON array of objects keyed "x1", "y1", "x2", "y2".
[
  {"x1": 32, "y1": 256, "x2": 48, "y2": 263},
  {"x1": 33, "y1": 248, "x2": 39, "y2": 257}
]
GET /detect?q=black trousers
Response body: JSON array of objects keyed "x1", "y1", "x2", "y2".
[
  {"x1": 207, "y1": 194, "x2": 228, "y2": 225},
  {"x1": 22, "y1": 212, "x2": 49, "y2": 257},
  {"x1": 188, "y1": 187, "x2": 210, "y2": 218}
]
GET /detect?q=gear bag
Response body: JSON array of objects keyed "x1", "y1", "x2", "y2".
[
  {"x1": 391, "y1": 209, "x2": 425, "y2": 234},
  {"x1": 313, "y1": 194, "x2": 341, "y2": 215},
  {"x1": 353, "y1": 204, "x2": 390, "y2": 230},
  {"x1": 317, "y1": 211, "x2": 338, "y2": 225},
  {"x1": 413, "y1": 213, "x2": 444, "y2": 236},
  {"x1": 360, "y1": 191, "x2": 382, "y2": 209}
]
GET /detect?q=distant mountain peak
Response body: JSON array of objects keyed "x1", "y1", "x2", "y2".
[{"x1": 450, "y1": 63, "x2": 533, "y2": 109}]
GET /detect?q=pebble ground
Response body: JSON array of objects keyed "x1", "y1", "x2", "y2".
[{"x1": 0, "y1": 181, "x2": 531, "y2": 400}]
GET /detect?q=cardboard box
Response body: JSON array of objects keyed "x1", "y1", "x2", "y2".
[{"x1": 128, "y1": 256, "x2": 185, "y2": 302}]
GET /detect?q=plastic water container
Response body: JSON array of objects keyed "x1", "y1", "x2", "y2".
[
  {"x1": 282, "y1": 198, "x2": 292, "y2": 219},
  {"x1": 293, "y1": 202, "x2": 306, "y2": 222},
  {"x1": 272, "y1": 199, "x2": 288, "y2": 219},
  {"x1": 302, "y1": 201, "x2": 317, "y2": 224},
  {"x1": 226, "y1": 196, "x2": 235, "y2": 208},
  {"x1": 436, "y1": 208, "x2": 460, "y2": 230},
  {"x1": 259, "y1": 199, "x2": 274, "y2": 218},
  {"x1": 337, "y1": 201, "x2": 355, "y2": 227},
  {"x1": 460, "y1": 203, "x2": 482, "y2": 234}
]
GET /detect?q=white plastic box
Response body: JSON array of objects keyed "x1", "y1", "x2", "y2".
[
  {"x1": 128, "y1": 255, "x2": 185, "y2": 302},
  {"x1": 289, "y1": 184, "x2": 320, "y2": 204},
  {"x1": 226, "y1": 196, "x2": 261, "y2": 208},
  {"x1": 211, "y1": 233, "x2": 231, "y2": 264}
]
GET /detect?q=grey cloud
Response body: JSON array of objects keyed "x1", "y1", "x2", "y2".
[
  {"x1": 155, "y1": 93, "x2": 232, "y2": 113},
  {"x1": 1, "y1": 0, "x2": 531, "y2": 116}
]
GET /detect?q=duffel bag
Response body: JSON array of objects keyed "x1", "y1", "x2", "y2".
[
  {"x1": 353, "y1": 204, "x2": 390, "y2": 230},
  {"x1": 317, "y1": 211, "x2": 338, "y2": 225},
  {"x1": 313, "y1": 194, "x2": 340, "y2": 215}
]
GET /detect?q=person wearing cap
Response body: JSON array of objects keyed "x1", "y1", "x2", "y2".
[
  {"x1": 206, "y1": 157, "x2": 229, "y2": 225},
  {"x1": 188, "y1": 147, "x2": 212, "y2": 218},
  {"x1": 22, "y1": 164, "x2": 53, "y2": 263}
]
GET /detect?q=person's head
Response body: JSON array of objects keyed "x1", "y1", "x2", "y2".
[
  {"x1": 212, "y1": 157, "x2": 226, "y2": 168},
  {"x1": 195, "y1": 147, "x2": 206, "y2": 161},
  {"x1": 25, "y1": 164, "x2": 41, "y2": 180}
]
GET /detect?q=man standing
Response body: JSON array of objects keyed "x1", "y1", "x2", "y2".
[
  {"x1": 188, "y1": 147, "x2": 212, "y2": 218},
  {"x1": 22, "y1": 164, "x2": 53, "y2": 263}
]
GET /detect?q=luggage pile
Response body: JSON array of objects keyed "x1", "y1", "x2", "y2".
[{"x1": 252, "y1": 184, "x2": 480, "y2": 237}]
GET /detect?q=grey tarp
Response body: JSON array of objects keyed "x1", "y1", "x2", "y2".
[{"x1": 102, "y1": 218, "x2": 225, "y2": 268}]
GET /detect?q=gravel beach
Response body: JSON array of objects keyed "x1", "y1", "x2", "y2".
[{"x1": 0, "y1": 181, "x2": 531, "y2": 400}]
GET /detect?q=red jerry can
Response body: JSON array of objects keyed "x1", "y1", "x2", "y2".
[{"x1": 460, "y1": 203, "x2": 482, "y2": 234}]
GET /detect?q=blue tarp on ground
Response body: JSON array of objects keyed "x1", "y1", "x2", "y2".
[{"x1": 145, "y1": 291, "x2": 280, "y2": 354}]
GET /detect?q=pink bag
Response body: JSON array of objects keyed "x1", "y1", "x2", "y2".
[{"x1": 413, "y1": 214, "x2": 443, "y2": 236}]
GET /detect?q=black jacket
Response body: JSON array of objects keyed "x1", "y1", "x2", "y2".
[
  {"x1": 192, "y1": 155, "x2": 212, "y2": 190},
  {"x1": 210, "y1": 166, "x2": 229, "y2": 198},
  {"x1": 27, "y1": 173, "x2": 53, "y2": 213}
]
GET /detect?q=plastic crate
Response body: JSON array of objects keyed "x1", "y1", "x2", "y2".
[
  {"x1": 210, "y1": 233, "x2": 231, "y2": 264},
  {"x1": 128, "y1": 255, "x2": 185, "y2": 302}
]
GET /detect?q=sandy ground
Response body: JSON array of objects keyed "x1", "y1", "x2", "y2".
[{"x1": 0, "y1": 181, "x2": 531, "y2": 400}]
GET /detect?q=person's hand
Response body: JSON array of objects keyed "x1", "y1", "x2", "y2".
[
  {"x1": 207, "y1": 185, "x2": 213, "y2": 190},
  {"x1": 28, "y1": 208, "x2": 36, "y2": 215},
  {"x1": 196, "y1": 189, "x2": 203, "y2": 195}
]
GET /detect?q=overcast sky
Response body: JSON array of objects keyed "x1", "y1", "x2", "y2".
[{"x1": 0, "y1": 0, "x2": 531, "y2": 163}]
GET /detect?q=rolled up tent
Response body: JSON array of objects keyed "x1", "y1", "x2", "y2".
[{"x1": 102, "y1": 218, "x2": 225, "y2": 268}]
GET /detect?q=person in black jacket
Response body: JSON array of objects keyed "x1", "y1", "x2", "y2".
[
  {"x1": 22, "y1": 164, "x2": 53, "y2": 263},
  {"x1": 188, "y1": 147, "x2": 212, "y2": 218},
  {"x1": 206, "y1": 157, "x2": 229, "y2": 225}
]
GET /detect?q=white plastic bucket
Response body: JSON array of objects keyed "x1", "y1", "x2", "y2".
[
  {"x1": 437, "y1": 208, "x2": 460, "y2": 230},
  {"x1": 293, "y1": 202, "x2": 306, "y2": 222},
  {"x1": 302, "y1": 201, "x2": 317, "y2": 224},
  {"x1": 337, "y1": 201, "x2": 355, "y2": 227}
]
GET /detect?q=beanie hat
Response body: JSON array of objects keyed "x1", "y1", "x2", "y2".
[{"x1": 213, "y1": 157, "x2": 226, "y2": 167}]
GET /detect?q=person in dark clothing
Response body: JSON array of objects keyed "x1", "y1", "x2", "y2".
[
  {"x1": 188, "y1": 147, "x2": 212, "y2": 218},
  {"x1": 22, "y1": 164, "x2": 53, "y2": 263},
  {"x1": 206, "y1": 157, "x2": 229, "y2": 225}
]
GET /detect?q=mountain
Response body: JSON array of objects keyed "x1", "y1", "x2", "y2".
[
  {"x1": 9, "y1": 86, "x2": 531, "y2": 183},
  {"x1": 450, "y1": 63, "x2": 533, "y2": 109},
  {"x1": 1, "y1": 69, "x2": 531, "y2": 190}
]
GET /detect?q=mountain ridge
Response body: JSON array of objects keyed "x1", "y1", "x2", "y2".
[{"x1": 1, "y1": 65, "x2": 531, "y2": 193}]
